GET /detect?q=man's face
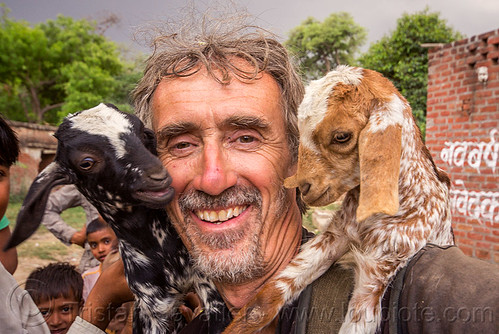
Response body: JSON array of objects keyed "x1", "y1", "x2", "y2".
[
  {"x1": 152, "y1": 67, "x2": 301, "y2": 283},
  {"x1": 0, "y1": 164, "x2": 10, "y2": 219},
  {"x1": 36, "y1": 295, "x2": 81, "y2": 334}
]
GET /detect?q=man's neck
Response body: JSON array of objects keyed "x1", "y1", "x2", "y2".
[{"x1": 215, "y1": 208, "x2": 303, "y2": 313}]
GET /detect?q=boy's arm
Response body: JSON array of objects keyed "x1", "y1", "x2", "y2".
[
  {"x1": 81, "y1": 257, "x2": 134, "y2": 330},
  {"x1": 0, "y1": 224, "x2": 17, "y2": 274}
]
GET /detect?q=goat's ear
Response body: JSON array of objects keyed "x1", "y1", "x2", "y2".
[
  {"x1": 4, "y1": 162, "x2": 71, "y2": 250},
  {"x1": 143, "y1": 128, "x2": 158, "y2": 155},
  {"x1": 356, "y1": 119, "x2": 401, "y2": 222}
]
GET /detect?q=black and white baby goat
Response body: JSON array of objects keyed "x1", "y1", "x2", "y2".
[{"x1": 6, "y1": 103, "x2": 225, "y2": 333}]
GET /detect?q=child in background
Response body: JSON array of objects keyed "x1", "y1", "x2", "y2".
[
  {"x1": 0, "y1": 114, "x2": 49, "y2": 333},
  {"x1": 25, "y1": 262, "x2": 83, "y2": 334},
  {"x1": 82, "y1": 218, "x2": 131, "y2": 334},
  {"x1": 0, "y1": 114, "x2": 19, "y2": 274},
  {"x1": 82, "y1": 218, "x2": 118, "y2": 301}
]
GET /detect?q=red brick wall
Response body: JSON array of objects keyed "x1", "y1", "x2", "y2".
[{"x1": 426, "y1": 29, "x2": 499, "y2": 264}]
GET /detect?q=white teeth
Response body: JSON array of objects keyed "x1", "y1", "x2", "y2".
[
  {"x1": 209, "y1": 211, "x2": 218, "y2": 221},
  {"x1": 218, "y1": 210, "x2": 228, "y2": 221},
  {"x1": 195, "y1": 206, "x2": 247, "y2": 223}
]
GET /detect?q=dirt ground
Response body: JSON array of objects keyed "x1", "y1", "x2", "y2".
[{"x1": 13, "y1": 231, "x2": 85, "y2": 285}]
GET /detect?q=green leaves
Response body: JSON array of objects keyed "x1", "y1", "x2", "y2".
[
  {"x1": 358, "y1": 8, "x2": 463, "y2": 137},
  {"x1": 0, "y1": 8, "x2": 135, "y2": 125},
  {"x1": 285, "y1": 12, "x2": 367, "y2": 80}
]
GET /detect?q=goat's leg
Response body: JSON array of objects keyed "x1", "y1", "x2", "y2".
[
  {"x1": 223, "y1": 231, "x2": 349, "y2": 334},
  {"x1": 339, "y1": 253, "x2": 403, "y2": 334}
]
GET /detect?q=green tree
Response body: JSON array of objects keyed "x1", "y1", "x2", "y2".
[
  {"x1": 358, "y1": 8, "x2": 462, "y2": 136},
  {"x1": 106, "y1": 53, "x2": 145, "y2": 113},
  {"x1": 286, "y1": 12, "x2": 367, "y2": 80},
  {"x1": 0, "y1": 6, "x2": 126, "y2": 124}
]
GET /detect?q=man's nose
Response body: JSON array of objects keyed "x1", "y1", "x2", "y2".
[{"x1": 194, "y1": 142, "x2": 237, "y2": 195}]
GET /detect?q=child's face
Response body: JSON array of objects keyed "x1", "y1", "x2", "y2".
[
  {"x1": 37, "y1": 294, "x2": 82, "y2": 334},
  {"x1": 88, "y1": 227, "x2": 117, "y2": 262},
  {"x1": 0, "y1": 164, "x2": 10, "y2": 218}
]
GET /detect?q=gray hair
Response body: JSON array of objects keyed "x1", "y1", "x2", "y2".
[
  {"x1": 132, "y1": 9, "x2": 308, "y2": 214},
  {"x1": 132, "y1": 10, "x2": 304, "y2": 164}
]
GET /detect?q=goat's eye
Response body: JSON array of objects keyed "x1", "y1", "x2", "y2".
[
  {"x1": 331, "y1": 132, "x2": 352, "y2": 144},
  {"x1": 79, "y1": 157, "x2": 95, "y2": 170}
]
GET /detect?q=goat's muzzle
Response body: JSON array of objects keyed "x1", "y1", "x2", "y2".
[{"x1": 132, "y1": 169, "x2": 175, "y2": 209}]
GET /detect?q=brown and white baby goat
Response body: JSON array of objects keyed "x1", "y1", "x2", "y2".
[{"x1": 223, "y1": 66, "x2": 455, "y2": 333}]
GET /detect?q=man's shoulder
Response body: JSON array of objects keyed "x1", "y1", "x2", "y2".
[
  {"x1": 301, "y1": 260, "x2": 355, "y2": 333},
  {"x1": 398, "y1": 244, "x2": 499, "y2": 333},
  {"x1": 304, "y1": 244, "x2": 499, "y2": 333}
]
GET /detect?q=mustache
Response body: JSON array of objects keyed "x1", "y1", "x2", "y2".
[{"x1": 178, "y1": 185, "x2": 262, "y2": 213}]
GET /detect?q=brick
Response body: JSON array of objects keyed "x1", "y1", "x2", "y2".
[
  {"x1": 468, "y1": 232, "x2": 484, "y2": 240},
  {"x1": 456, "y1": 223, "x2": 473, "y2": 231},
  {"x1": 488, "y1": 35, "x2": 499, "y2": 45},
  {"x1": 458, "y1": 245, "x2": 474, "y2": 257},
  {"x1": 457, "y1": 237, "x2": 474, "y2": 246},
  {"x1": 476, "y1": 242, "x2": 493, "y2": 249},
  {"x1": 475, "y1": 249, "x2": 491, "y2": 260}
]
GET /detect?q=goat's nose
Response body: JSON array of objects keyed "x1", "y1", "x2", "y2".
[
  {"x1": 149, "y1": 169, "x2": 169, "y2": 181},
  {"x1": 300, "y1": 183, "x2": 311, "y2": 196}
]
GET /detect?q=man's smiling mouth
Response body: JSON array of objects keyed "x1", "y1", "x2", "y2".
[{"x1": 195, "y1": 205, "x2": 248, "y2": 224}]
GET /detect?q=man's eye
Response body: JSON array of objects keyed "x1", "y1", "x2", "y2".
[
  {"x1": 174, "y1": 142, "x2": 191, "y2": 150},
  {"x1": 89, "y1": 243, "x2": 97, "y2": 249},
  {"x1": 238, "y1": 135, "x2": 255, "y2": 144},
  {"x1": 62, "y1": 306, "x2": 71, "y2": 313}
]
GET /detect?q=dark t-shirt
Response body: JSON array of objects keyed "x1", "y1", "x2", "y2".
[
  {"x1": 179, "y1": 229, "x2": 316, "y2": 333},
  {"x1": 180, "y1": 237, "x2": 499, "y2": 333}
]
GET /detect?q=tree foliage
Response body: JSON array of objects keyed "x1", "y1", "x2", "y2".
[
  {"x1": 285, "y1": 12, "x2": 367, "y2": 80},
  {"x1": 358, "y1": 8, "x2": 463, "y2": 135},
  {"x1": 0, "y1": 6, "x2": 133, "y2": 124}
]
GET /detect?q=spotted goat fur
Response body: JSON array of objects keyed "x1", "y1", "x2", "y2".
[
  {"x1": 224, "y1": 66, "x2": 455, "y2": 333},
  {"x1": 6, "y1": 104, "x2": 225, "y2": 333}
]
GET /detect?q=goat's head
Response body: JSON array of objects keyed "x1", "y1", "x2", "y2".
[
  {"x1": 285, "y1": 66, "x2": 410, "y2": 221},
  {"x1": 6, "y1": 103, "x2": 173, "y2": 249}
]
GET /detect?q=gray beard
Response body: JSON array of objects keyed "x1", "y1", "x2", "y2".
[
  {"x1": 178, "y1": 186, "x2": 272, "y2": 284},
  {"x1": 178, "y1": 184, "x2": 289, "y2": 283},
  {"x1": 193, "y1": 230, "x2": 264, "y2": 284}
]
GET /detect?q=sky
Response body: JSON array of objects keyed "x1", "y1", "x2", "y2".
[{"x1": 3, "y1": 0, "x2": 499, "y2": 55}]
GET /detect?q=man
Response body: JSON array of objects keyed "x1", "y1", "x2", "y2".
[
  {"x1": 70, "y1": 11, "x2": 497, "y2": 334},
  {"x1": 138, "y1": 46, "x2": 305, "y2": 316}
]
